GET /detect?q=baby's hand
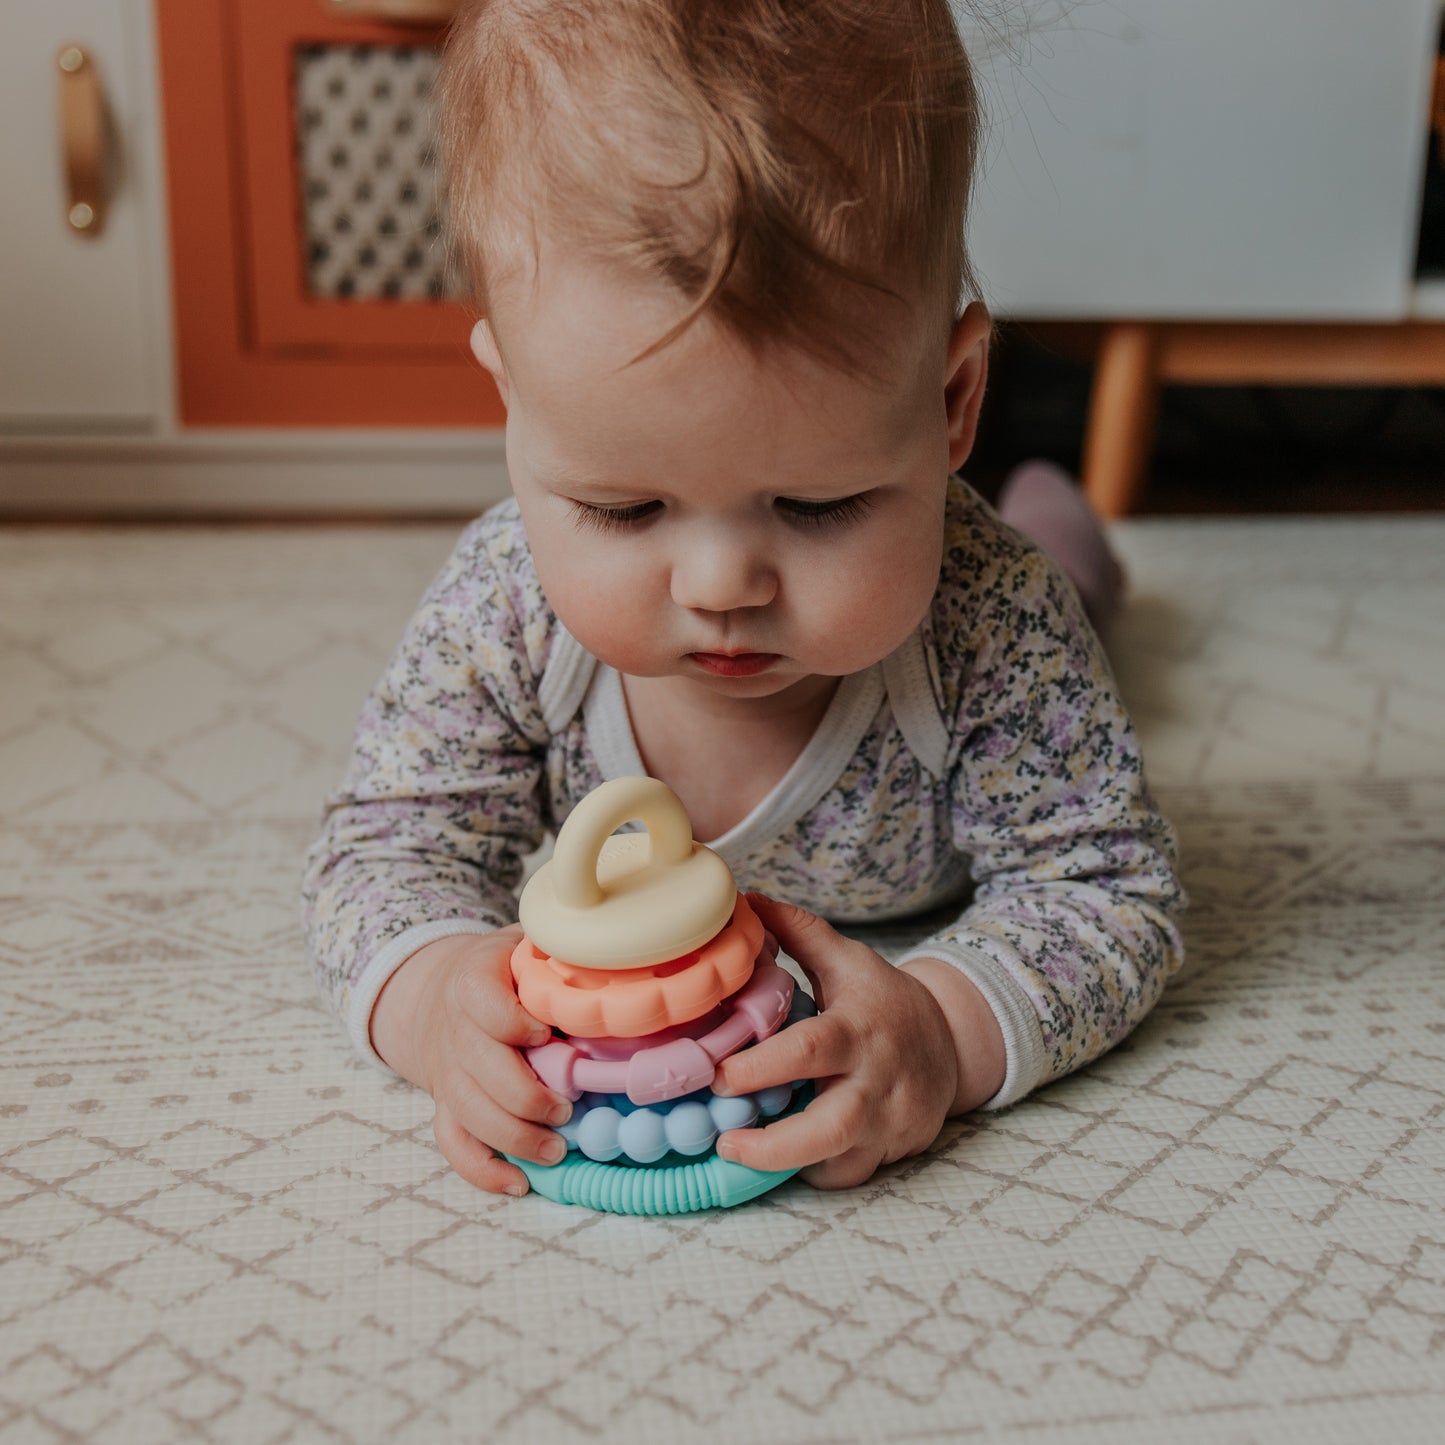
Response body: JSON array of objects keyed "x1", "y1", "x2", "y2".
[
  {"x1": 711, "y1": 894, "x2": 966, "y2": 1189},
  {"x1": 370, "y1": 927, "x2": 573, "y2": 1196}
]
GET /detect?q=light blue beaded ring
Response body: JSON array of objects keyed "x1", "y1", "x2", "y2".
[
  {"x1": 560, "y1": 1081, "x2": 799, "y2": 1164},
  {"x1": 508, "y1": 989, "x2": 816, "y2": 1215}
]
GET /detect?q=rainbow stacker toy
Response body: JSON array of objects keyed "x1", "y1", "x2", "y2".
[{"x1": 505, "y1": 776, "x2": 813, "y2": 1215}]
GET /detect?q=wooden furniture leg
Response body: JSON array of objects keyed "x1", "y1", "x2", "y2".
[{"x1": 1082, "y1": 322, "x2": 1161, "y2": 518}]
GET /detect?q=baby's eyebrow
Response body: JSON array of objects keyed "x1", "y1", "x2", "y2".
[
  {"x1": 546, "y1": 468, "x2": 889, "y2": 500},
  {"x1": 545, "y1": 473, "x2": 637, "y2": 495}
]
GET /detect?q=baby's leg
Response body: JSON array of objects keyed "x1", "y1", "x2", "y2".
[{"x1": 996, "y1": 459, "x2": 1125, "y2": 628}]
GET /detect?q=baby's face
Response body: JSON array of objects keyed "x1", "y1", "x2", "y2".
[{"x1": 473, "y1": 250, "x2": 988, "y2": 702}]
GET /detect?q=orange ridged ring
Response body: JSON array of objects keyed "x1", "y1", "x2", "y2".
[{"x1": 511, "y1": 895, "x2": 763, "y2": 1038}]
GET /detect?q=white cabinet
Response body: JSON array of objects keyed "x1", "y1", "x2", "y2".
[
  {"x1": 0, "y1": 1, "x2": 1439, "y2": 509},
  {"x1": 0, "y1": 0, "x2": 163, "y2": 429},
  {"x1": 959, "y1": 0, "x2": 1440, "y2": 320}
]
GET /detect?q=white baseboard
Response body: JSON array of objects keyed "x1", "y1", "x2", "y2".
[{"x1": 0, "y1": 432, "x2": 512, "y2": 515}]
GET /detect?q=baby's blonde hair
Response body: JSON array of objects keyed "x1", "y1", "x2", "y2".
[{"x1": 439, "y1": 0, "x2": 982, "y2": 381}]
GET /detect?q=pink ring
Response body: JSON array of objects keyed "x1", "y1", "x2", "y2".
[
  {"x1": 524, "y1": 961, "x2": 795, "y2": 1105},
  {"x1": 510, "y1": 895, "x2": 763, "y2": 1038}
]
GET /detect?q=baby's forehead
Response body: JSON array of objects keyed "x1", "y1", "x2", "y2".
[
  {"x1": 500, "y1": 287, "x2": 933, "y2": 484},
  {"x1": 493, "y1": 229, "x2": 939, "y2": 385}
]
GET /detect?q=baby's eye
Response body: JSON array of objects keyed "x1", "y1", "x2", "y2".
[
  {"x1": 774, "y1": 492, "x2": 875, "y2": 528},
  {"x1": 569, "y1": 499, "x2": 663, "y2": 533}
]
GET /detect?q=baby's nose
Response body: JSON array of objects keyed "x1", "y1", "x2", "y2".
[{"x1": 670, "y1": 532, "x2": 777, "y2": 614}]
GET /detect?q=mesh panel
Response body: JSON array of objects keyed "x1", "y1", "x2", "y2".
[{"x1": 294, "y1": 43, "x2": 461, "y2": 301}]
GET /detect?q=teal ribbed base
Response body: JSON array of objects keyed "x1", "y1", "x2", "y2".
[{"x1": 506, "y1": 1087, "x2": 811, "y2": 1215}]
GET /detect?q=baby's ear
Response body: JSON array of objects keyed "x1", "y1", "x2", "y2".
[
  {"x1": 943, "y1": 302, "x2": 991, "y2": 472},
  {"x1": 469, "y1": 319, "x2": 509, "y2": 405}
]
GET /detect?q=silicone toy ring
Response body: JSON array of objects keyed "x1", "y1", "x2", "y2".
[
  {"x1": 558, "y1": 933, "x2": 779, "y2": 1063},
  {"x1": 524, "y1": 961, "x2": 795, "y2": 1105},
  {"x1": 558, "y1": 1081, "x2": 800, "y2": 1163},
  {"x1": 519, "y1": 776, "x2": 737, "y2": 969},
  {"x1": 510, "y1": 895, "x2": 763, "y2": 1038},
  {"x1": 507, "y1": 1086, "x2": 813, "y2": 1215}
]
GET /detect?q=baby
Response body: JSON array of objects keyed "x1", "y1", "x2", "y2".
[{"x1": 302, "y1": 0, "x2": 1185, "y2": 1196}]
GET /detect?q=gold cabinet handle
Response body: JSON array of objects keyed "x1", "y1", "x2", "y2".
[
  {"x1": 326, "y1": 0, "x2": 461, "y2": 23},
  {"x1": 56, "y1": 44, "x2": 109, "y2": 239}
]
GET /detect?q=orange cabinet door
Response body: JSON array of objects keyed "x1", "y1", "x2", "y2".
[{"x1": 157, "y1": 0, "x2": 502, "y2": 426}]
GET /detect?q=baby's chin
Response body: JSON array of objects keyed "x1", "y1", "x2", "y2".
[
  {"x1": 674, "y1": 665, "x2": 848, "y2": 711},
  {"x1": 604, "y1": 652, "x2": 829, "y2": 701}
]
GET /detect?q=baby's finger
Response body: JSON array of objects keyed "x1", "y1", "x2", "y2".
[
  {"x1": 713, "y1": 1013, "x2": 849, "y2": 1097},
  {"x1": 716, "y1": 1081, "x2": 865, "y2": 1175},
  {"x1": 442, "y1": 1074, "x2": 569, "y2": 1168},
  {"x1": 462, "y1": 1034, "x2": 573, "y2": 1128},
  {"x1": 800, "y1": 1143, "x2": 891, "y2": 1191},
  {"x1": 450, "y1": 945, "x2": 551, "y2": 1049},
  {"x1": 745, "y1": 893, "x2": 853, "y2": 1003},
  {"x1": 433, "y1": 1101, "x2": 530, "y2": 1196}
]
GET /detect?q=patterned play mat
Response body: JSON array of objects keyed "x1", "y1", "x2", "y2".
[{"x1": 1, "y1": 511, "x2": 1442, "y2": 1443}]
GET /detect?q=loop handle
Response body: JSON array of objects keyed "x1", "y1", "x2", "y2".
[
  {"x1": 518, "y1": 778, "x2": 737, "y2": 970},
  {"x1": 552, "y1": 777, "x2": 693, "y2": 910}
]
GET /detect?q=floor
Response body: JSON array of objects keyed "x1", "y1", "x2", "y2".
[{"x1": 1, "y1": 510, "x2": 1443, "y2": 1443}]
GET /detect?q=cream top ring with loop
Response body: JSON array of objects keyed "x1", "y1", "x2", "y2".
[
  {"x1": 510, "y1": 895, "x2": 764, "y2": 1038},
  {"x1": 518, "y1": 776, "x2": 738, "y2": 970}
]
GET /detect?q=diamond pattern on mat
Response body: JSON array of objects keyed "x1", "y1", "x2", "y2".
[{"x1": 1, "y1": 519, "x2": 1443, "y2": 1443}]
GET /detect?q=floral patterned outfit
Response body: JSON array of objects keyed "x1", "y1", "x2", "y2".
[{"x1": 301, "y1": 478, "x2": 1184, "y2": 1107}]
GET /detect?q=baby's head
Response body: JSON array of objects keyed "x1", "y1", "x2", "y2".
[
  {"x1": 440, "y1": 0, "x2": 983, "y2": 380},
  {"x1": 438, "y1": 0, "x2": 993, "y2": 695}
]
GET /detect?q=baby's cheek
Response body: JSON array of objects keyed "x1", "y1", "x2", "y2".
[
  {"x1": 804, "y1": 561, "x2": 934, "y2": 672},
  {"x1": 547, "y1": 574, "x2": 668, "y2": 675}
]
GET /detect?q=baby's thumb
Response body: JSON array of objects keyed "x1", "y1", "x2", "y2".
[{"x1": 745, "y1": 892, "x2": 844, "y2": 988}]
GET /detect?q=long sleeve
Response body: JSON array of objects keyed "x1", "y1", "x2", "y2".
[
  {"x1": 898, "y1": 540, "x2": 1185, "y2": 1108},
  {"x1": 301, "y1": 514, "x2": 552, "y2": 1065}
]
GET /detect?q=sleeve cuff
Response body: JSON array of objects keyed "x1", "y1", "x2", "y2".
[
  {"x1": 895, "y1": 939, "x2": 1049, "y2": 1110},
  {"x1": 346, "y1": 918, "x2": 506, "y2": 1072}
]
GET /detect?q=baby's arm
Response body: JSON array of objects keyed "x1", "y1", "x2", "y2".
[
  {"x1": 719, "y1": 540, "x2": 1182, "y2": 1186},
  {"x1": 896, "y1": 545, "x2": 1185, "y2": 1108},
  {"x1": 300, "y1": 519, "x2": 572, "y2": 1190}
]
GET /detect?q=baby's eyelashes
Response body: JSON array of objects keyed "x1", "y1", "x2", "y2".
[
  {"x1": 566, "y1": 491, "x2": 878, "y2": 535},
  {"x1": 568, "y1": 499, "x2": 663, "y2": 533},
  {"x1": 773, "y1": 491, "x2": 876, "y2": 528}
]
